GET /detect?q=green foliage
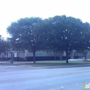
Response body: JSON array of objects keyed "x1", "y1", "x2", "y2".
[
  {"x1": 7, "y1": 17, "x2": 42, "y2": 51},
  {"x1": 7, "y1": 15, "x2": 90, "y2": 63},
  {"x1": 34, "y1": 15, "x2": 90, "y2": 63},
  {"x1": 0, "y1": 35, "x2": 9, "y2": 53}
]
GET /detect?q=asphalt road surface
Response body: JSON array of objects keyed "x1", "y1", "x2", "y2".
[{"x1": 0, "y1": 65, "x2": 90, "y2": 90}]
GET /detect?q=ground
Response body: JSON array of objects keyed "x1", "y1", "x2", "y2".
[{"x1": 0, "y1": 62, "x2": 90, "y2": 90}]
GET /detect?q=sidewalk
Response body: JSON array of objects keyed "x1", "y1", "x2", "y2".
[{"x1": 0, "y1": 61, "x2": 90, "y2": 69}]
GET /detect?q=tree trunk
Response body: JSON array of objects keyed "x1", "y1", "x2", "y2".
[
  {"x1": 10, "y1": 52, "x2": 14, "y2": 64},
  {"x1": 85, "y1": 53, "x2": 87, "y2": 60},
  {"x1": 33, "y1": 50, "x2": 36, "y2": 64},
  {"x1": 66, "y1": 51, "x2": 69, "y2": 64},
  {"x1": 84, "y1": 51, "x2": 88, "y2": 60}
]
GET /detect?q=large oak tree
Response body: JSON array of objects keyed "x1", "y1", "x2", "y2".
[
  {"x1": 7, "y1": 15, "x2": 90, "y2": 64},
  {"x1": 7, "y1": 17, "x2": 43, "y2": 63},
  {"x1": 35, "y1": 15, "x2": 90, "y2": 63}
]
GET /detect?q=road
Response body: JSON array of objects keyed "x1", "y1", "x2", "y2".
[{"x1": 0, "y1": 65, "x2": 90, "y2": 90}]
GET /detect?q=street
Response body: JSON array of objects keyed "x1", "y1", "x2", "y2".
[{"x1": 0, "y1": 65, "x2": 90, "y2": 90}]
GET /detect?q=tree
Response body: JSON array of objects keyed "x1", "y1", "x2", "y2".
[
  {"x1": 53, "y1": 16, "x2": 90, "y2": 63},
  {"x1": 7, "y1": 17, "x2": 43, "y2": 63},
  {"x1": 7, "y1": 15, "x2": 90, "y2": 64},
  {"x1": 35, "y1": 15, "x2": 90, "y2": 63},
  {"x1": 0, "y1": 35, "x2": 9, "y2": 53}
]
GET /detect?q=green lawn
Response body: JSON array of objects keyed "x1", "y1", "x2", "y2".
[
  {"x1": 0, "y1": 60, "x2": 90, "y2": 67},
  {"x1": 29, "y1": 60, "x2": 90, "y2": 67}
]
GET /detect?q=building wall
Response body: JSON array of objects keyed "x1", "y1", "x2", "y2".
[
  {"x1": 86, "y1": 51, "x2": 90, "y2": 59},
  {"x1": 7, "y1": 50, "x2": 90, "y2": 59},
  {"x1": 23, "y1": 50, "x2": 61, "y2": 57}
]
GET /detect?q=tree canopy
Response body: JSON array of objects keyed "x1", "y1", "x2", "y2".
[
  {"x1": 7, "y1": 17, "x2": 44, "y2": 63},
  {"x1": 7, "y1": 15, "x2": 90, "y2": 63},
  {"x1": 0, "y1": 35, "x2": 9, "y2": 53}
]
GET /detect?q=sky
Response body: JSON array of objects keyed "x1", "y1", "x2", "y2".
[{"x1": 0, "y1": 0, "x2": 90, "y2": 38}]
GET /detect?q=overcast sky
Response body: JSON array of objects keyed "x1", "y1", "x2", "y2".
[{"x1": 0, "y1": 0, "x2": 90, "y2": 38}]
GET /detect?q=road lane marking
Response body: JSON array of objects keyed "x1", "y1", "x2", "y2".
[{"x1": 0, "y1": 70, "x2": 90, "y2": 83}]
